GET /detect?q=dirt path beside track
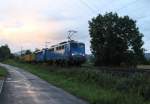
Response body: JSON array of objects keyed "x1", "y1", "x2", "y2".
[{"x1": 0, "y1": 63, "x2": 88, "y2": 104}]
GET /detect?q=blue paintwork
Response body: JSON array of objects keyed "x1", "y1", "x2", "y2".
[
  {"x1": 35, "y1": 51, "x2": 45, "y2": 62},
  {"x1": 35, "y1": 41, "x2": 86, "y2": 64},
  {"x1": 70, "y1": 43, "x2": 86, "y2": 62}
]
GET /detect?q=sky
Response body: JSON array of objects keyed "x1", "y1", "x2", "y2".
[{"x1": 0, "y1": 0, "x2": 149, "y2": 54}]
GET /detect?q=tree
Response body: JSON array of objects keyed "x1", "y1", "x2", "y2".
[
  {"x1": 25, "y1": 50, "x2": 32, "y2": 55},
  {"x1": 0, "y1": 45, "x2": 11, "y2": 61},
  {"x1": 89, "y1": 12, "x2": 145, "y2": 66}
]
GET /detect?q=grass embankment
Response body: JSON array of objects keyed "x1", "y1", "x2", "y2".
[
  {"x1": 4, "y1": 59, "x2": 150, "y2": 104},
  {"x1": 0, "y1": 66, "x2": 7, "y2": 79}
]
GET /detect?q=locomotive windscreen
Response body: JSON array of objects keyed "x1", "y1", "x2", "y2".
[
  {"x1": 71, "y1": 43, "x2": 84, "y2": 49},
  {"x1": 71, "y1": 43, "x2": 78, "y2": 48}
]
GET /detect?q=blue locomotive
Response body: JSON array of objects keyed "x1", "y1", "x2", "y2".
[{"x1": 33, "y1": 40, "x2": 86, "y2": 65}]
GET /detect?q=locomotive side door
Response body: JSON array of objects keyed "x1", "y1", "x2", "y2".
[{"x1": 64, "y1": 43, "x2": 71, "y2": 61}]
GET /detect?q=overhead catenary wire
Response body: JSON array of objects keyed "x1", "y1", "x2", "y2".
[
  {"x1": 78, "y1": 0, "x2": 143, "y2": 16},
  {"x1": 78, "y1": 0, "x2": 98, "y2": 13},
  {"x1": 116, "y1": 0, "x2": 141, "y2": 11},
  {"x1": 78, "y1": 0, "x2": 149, "y2": 25},
  {"x1": 78, "y1": 0, "x2": 149, "y2": 23},
  {"x1": 117, "y1": 0, "x2": 150, "y2": 21}
]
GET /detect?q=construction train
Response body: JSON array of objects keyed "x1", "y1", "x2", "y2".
[{"x1": 20, "y1": 40, "x2": 86, "y2": 66}]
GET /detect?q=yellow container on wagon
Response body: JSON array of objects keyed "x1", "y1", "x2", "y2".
[
  {"x1": 24, "y1": 55, "x2": 30, "y2": 62},
  {"x1": 30, "y1": 54, "x2": 35, "y2": 62},
  {"x1": 23, "y1": 54, "x2": 35, "y2": 62}
]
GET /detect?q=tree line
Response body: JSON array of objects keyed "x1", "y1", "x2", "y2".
[{"x1": 0, "y1": 45, "x2": 11, "y2": 61}]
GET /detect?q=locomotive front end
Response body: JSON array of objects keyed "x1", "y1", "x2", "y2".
[{"x1": 70, "y1": 42, "x2": 86, "y2": 65}]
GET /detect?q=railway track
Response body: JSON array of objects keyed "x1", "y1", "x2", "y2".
[{"x1": 82, "y1": 65, "x2": 150, "y2": 74}]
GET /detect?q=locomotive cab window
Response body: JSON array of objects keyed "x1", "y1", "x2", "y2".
[
  {"x1": 49, "y1": 48, "x2": 54, "y2": 52},
  {"x1": 61, "y1": 45, "x2": 64, "y2": 49},
  {"x1": 56, "y1": 46, "x2": 64, "y2": 50},
  {"x1": 71, "y1": 43, "x2": 78, "y2": 48},
  {"x1": 56, "y1": 47, "x2": 59, "y2": 50},
  {"x1": 79, "y1": 43, "x2": 84, "y2": 48},
  {"x1": 59, "y1": 46, "x2": 61, "y2": 50}
]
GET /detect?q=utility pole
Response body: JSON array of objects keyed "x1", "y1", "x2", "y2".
[
  {"x1": 67, "y1": 30, "x2": 77, "y2": 41},
  {"x1": 21, "y1": 46, "x2": 23, "y2": 56},
  {"x1": 45, "y1": 41, "x2": 51, "y2": 49},
  {"x1": 44, "y1": 41, "x2": 50, "y2": 61}
]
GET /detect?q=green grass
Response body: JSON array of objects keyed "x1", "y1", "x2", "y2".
[
  {"x1": 0, "y1": 66, "x2": 7, "y2": 79},
  {"x1": 3, "y1": 59, "x2": 150, "y2": 104}
]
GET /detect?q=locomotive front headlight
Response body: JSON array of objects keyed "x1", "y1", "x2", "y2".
[
  {"x1": 72, "y1": 53, "x2": 85, "y2": 56},
  {"x1": 80, "y1": 53, "x2": 85, "y2": 56},
  {"x1": 72, "y1": 53, "x2": 75, "y2": 56},
  {"x1": 82, "y1": 54, "x2": 85, "y2": 56}
]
